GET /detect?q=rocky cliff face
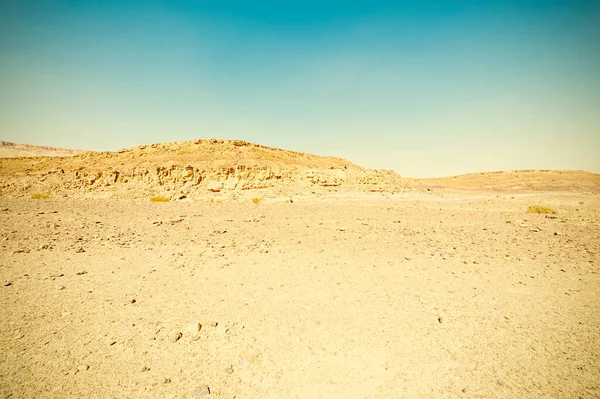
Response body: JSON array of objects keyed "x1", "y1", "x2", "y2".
[{"x1": 0, "y1": 139, "x2": 407, "y2": 200}]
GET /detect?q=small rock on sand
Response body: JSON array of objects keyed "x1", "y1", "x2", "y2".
[
  {"x1": 184, "y1": 322, "x2": 202, "y2": 335},
  {"x1": 171, "y1": 332, "x2": 183, "y2": 342},
  {"x1": 192, "y1": 385, "x2": 210, "y2": 397}
]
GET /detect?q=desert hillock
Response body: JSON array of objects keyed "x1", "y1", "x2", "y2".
[{"x1": 0, "y1": 139, "x2": 405, "y2": 200}]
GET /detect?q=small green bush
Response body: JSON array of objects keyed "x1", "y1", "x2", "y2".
[
  {"x1": 252, "y1": 197, "x2": 261, "y2": 204},
  {"x1": 527, "y1": 205, "x2": 555, "y2": 214},
  {"x1": 150, "y1": 196, "x2": 170, "y2": 202},
  {"x1": 31, "y1": 193, "x2": 54, "y2": 200}
]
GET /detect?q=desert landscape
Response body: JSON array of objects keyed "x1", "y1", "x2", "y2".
[{"x1": 1, "y1": 140, "x2": 599, "y2": 399}]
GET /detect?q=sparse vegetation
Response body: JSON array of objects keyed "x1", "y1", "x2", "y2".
[
  {"x1": 252, "y1": 197, "x2": 261, "y2": 204},
  {"x1": 527, "y1": 205, "x2": 556, "y2": 214},
  {"x1": 150, "y1": 196, "x2": 170, "y2": 202},
  {"x1": 31, "y1": 193, "x2": 54, "y2": 200}
]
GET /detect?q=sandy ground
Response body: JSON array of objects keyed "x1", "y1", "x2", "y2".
[{"x1": 1, "y1": 190, "x2": 599, "y2": 398}]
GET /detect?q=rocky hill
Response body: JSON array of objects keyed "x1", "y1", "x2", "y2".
[{"x1": 0, "y1": 139, "x2": 406, "y2": 200}]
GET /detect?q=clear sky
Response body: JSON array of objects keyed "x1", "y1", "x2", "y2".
[{"x1": 1, "y1": 0, "x2": 599, "y2": 177}]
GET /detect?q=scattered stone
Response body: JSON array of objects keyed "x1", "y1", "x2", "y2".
[
  {"x1": 4, "y1": 281, "x2": 12, "y2": 287},
  {"x1": 39, "y1": 244, "x2": 49, "y2": 250},
  {"x1": 171, "y1": 332, "x2": 183, "y2": 342},
  {"x1": 76, "y1": 271, "x2": 88, "y2": 276},
  {"x1": 78, "y1": 365, "x2": 90, "y2": 373},
  {"x1": 438, "y1": 316, "x2": 443, "y2": 323},
  {"x1": 519, "y1": 223, "x2": 528, "y2": 228},
  {"x1": 183, "y1": 322, "x2": 202, "y2": 335},
  {"x1": 142, "y1": 366, "x2": 150, "y2": 372},
  {"x1": 76, "y1": 247, "x2": 86, "y2": 253},
  {"x1": 129, "y1": 299, "x2": 136, "y2": 304},
  {"x1": 163, "y1": 378, "x2": 171, "y2": 384},
  {"x1": 496, "y1": 378, "x2": 505, "y2": 386},
  {"x1": 192, "y1": 385, "x2": 211, "y2": 397},
  {"x1": 225, "y1": 366, "x2": 234, "y2": 374}
]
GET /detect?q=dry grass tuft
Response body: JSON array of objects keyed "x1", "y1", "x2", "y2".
[
  {"x1": 31, "y1": 193, "x2": 54, "y2": 200},
  {"x1": 252, "y1": 197, "x2": 261, "y2": 204},
  {"x1": 527, "y1": 205, "x2": 556, "y2": 214},
  {"x1": 150, "y1": 196, "x2": 170, "y2": 203}
]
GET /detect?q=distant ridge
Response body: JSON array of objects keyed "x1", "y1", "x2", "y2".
[
  {"x1": 0, "y1": 141, "x2": 85, "y2": 158},
  {"x1": 418, "y1": 169, "x2": 600, "y2": 192}
]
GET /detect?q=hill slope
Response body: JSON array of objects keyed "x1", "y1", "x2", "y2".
[{"x1": 0, "y1": 139, "x2": 403, "y2": 199}]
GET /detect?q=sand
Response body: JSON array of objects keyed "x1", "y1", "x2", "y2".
[{"x1": 1, "y1": 189, "x2": 599, "y2": 398}]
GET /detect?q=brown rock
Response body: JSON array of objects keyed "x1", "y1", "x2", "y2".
[{"x1": 171, "y1": 332, "x2": 183, "y2": 342}]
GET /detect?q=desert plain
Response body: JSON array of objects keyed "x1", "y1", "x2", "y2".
[{"x1": 0, "y1": 140, "x2": 599, "y2": 399}]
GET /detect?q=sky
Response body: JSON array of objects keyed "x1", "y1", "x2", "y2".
[{"x1": 0, "y1": 0, "x2": 599, "y2": 177}]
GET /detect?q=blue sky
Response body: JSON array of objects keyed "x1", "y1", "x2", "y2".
[{"x1": 1, "y1": 0, "x2": 599, "y2": 177}]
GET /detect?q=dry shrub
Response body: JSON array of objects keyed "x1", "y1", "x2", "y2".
[
  {"x1": 252, "y1": 197, "x2": 261, "y2": 204},
  {"x1": 527, "y1": 205, "x2": 556, "y2": 214},
  {"x1": 150, "y1": 196, "x2": 170, "y2": 203},
  {"x1": 31, "y1": 193, "x2": 54, "y2": 200}
]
